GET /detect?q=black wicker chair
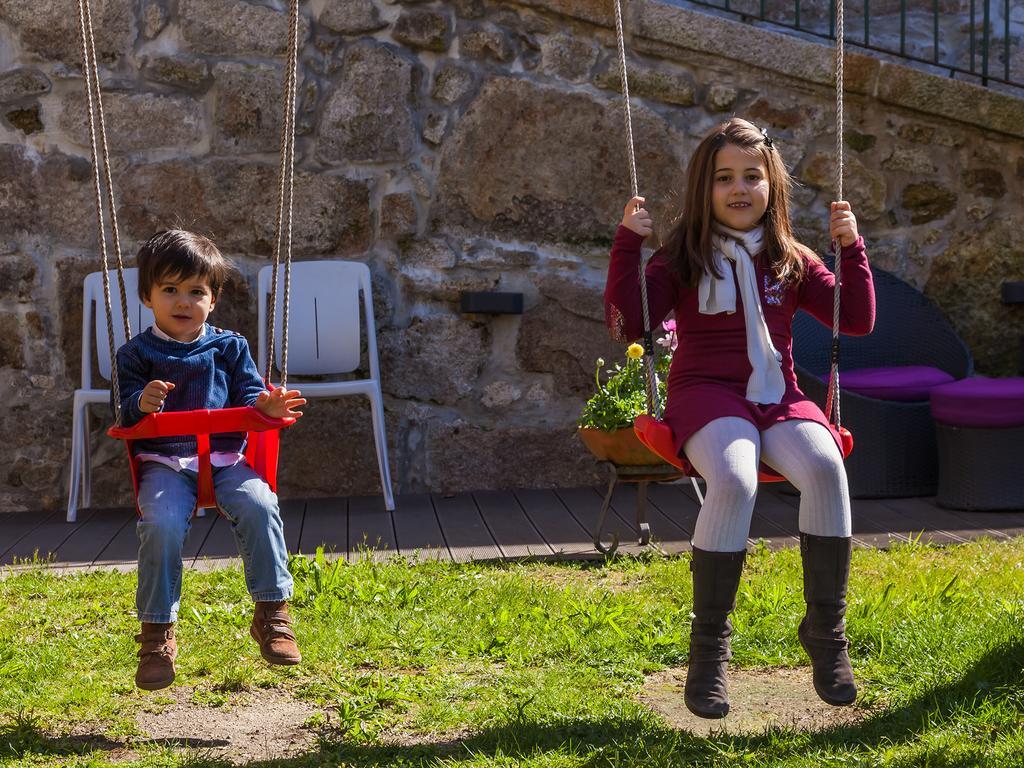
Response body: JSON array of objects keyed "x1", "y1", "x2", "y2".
[{"x1": 792, "y1": 263, "x2": 974, "y2": 498}]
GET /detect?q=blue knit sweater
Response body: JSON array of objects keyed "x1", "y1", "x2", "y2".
[{"x1": 114, "y1": 325, "x2": 266, "y2": 457}]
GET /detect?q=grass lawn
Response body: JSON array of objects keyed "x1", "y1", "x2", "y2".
[{"x1": 1, "y1": 537, "x2": 1023, "y2": 767}]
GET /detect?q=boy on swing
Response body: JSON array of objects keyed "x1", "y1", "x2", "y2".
[{"x1": 114, "y1": 230, "x2": 306, "y2": 691}]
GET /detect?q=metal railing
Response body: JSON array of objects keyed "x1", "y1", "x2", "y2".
[{"x1": 687, "y1": 0, "x2": 1021, "y2": 89}]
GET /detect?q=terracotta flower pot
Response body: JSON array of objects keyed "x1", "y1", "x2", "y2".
[{"x1": 577, "y1": 426, "x2": 665, "y2": 466}]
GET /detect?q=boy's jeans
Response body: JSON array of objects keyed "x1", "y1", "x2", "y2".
[{"x1": 136, "y1": 461, "x2": 294, "y2": 623}]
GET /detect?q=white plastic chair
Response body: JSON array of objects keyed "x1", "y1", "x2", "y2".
[
  {"x1": 258, "y1": 261, "x2": 395, "y2": 511},
  {"x1": 68, "y1": 269, "x2": 155, "y2": 522}
]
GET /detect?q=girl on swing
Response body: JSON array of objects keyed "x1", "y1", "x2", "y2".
[{"x1": 604, "y1": 118, "x2": 875, "y2": 718}]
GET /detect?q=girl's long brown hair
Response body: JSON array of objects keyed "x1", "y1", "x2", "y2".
[{"x1": 661, "y1": 118, "x2": 814, "y2": 286}]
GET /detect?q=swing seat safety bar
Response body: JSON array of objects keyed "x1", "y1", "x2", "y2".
[{"x1": 108, "y1": 407, "x2": 296, "y2": 516}]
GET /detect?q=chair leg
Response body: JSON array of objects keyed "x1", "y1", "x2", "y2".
[
  {"x1": 368, "y1": 389, "x2": 395, "y2": 511},
  {"x1": 81, "y1": 407, "x2": 93, "y2": 509},
  {"x1": 67, "y1": 400, "x2": 84, "y2": 523}
]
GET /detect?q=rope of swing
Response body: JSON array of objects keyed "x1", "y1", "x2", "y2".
[
  {"x1": 825, "y1": 0, "x2": 845, "y2": 430},
  {"x1": 612, "y1": 0, "x2": 660, "y2": 419},
  {"x1": 611, "y1": 0, "x2": 846, "y2": 430},
  {"x1": 77, "y1": 0, "x2": 131, "y2": 425},
  {"x1": 264, "y1": 0, "x2": 301, "y2": 390}
]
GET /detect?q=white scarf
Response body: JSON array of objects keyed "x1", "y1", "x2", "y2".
[{"x1": 698, "y1": 224, "x2": 785, "y2": 405}]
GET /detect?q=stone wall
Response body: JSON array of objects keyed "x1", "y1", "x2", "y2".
[{"x1": 1, "y1": 0, "x2": 1022, "y2": 513}]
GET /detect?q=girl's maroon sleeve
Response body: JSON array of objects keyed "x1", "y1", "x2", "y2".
[
  {"x1": 604, "y1": 225, "x2": 678, "y2": 342},
  {"x1": 798, "y1": 237, "x2": 875, "y2": 336}
]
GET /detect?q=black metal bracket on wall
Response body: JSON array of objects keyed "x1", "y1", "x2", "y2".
[{"x1": 459, "y1": 291, "x2": 524, "y2": 315}]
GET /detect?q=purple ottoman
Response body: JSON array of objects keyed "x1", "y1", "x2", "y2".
[{"x1": 930, "y1": 377, "x2": 1024, "y2": 510}]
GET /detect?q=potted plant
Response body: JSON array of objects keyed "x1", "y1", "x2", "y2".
[{"x1": 577, "y1": 320, "x2": 676, "y2": 466}]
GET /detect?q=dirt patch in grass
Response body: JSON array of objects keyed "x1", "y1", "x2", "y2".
[
  {"x1": 642, "y1": 666, "x2": 869, "y2": 737},
  {"x1": 135, "y1": 686, "x2": 318, "y2": 763}
]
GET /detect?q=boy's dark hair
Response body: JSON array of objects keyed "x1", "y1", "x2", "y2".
[{"x1": 136, "y1": 230, "x2": 232, "y2": 300}]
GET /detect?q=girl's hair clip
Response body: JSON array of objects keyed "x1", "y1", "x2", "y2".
[{"x1": 761, "y1": 127, "x2": 774, "y2": 149}]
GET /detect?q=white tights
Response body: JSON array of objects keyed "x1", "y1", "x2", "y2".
[{"x1": 684, "y1": 417, "x2": 851, "y2": 552}]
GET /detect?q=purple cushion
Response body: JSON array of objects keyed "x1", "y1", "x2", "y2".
[
  {"x1": 930, "y1": 377, "x2": 1024, "y2": 428},
  {"x1": 822, "y1": 366, "x2": 956, "y2": 402}
]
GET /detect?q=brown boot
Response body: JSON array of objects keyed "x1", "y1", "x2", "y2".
[
  {"x1": 250, "y1": 601, "x2": 301, "y2": 665},
  {"x1": 135, "y1": 622, "x2": 177, "y2": 691},
  {"x1": 684, "y1": 547, "x2": 746, "y2": 719},
  {"x1": 798, "y1": 533, "x2": 857, "y2": 706}
]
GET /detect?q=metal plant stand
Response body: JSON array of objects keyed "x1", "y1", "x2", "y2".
[{"x1": 593, "y1": 462, "x2": 687, "y2": 554}]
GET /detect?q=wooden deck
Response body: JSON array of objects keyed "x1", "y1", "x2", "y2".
[{"x1": 3, "y1": 483, "x2": 1024, "y2": 573}]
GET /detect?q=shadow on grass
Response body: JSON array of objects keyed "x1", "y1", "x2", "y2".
[{"x1": 3, "y1": 640, "x2": 1021, "y2": 767}]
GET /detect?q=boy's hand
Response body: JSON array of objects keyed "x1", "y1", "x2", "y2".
[
  {"x1": 621, "y1": 195, "x2": 653, "y2": 238},
  {"x1": 830, "y1": 201, "x2": 859, "y2": 248},
  {"x1": 139, "y1": 380, "x2": 174, "y2": 413},
  {"x1": 255, "y1": 387, "x2": 306, "y2": 419}
]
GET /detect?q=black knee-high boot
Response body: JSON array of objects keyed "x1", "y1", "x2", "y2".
[
  {"x1": 798, "y1": 533, "x2": 857, "y2": 706},
  {"x1": 684, "y1": 547, "x2": 746, "y2": 719}
]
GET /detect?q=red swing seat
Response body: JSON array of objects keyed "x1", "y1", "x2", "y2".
[
  {"x1": 634, "y1": 414, "x2": 853, "y2": 483},
  {"x1": 108, "y1": 406, "x2": 296, "y2": 516}
]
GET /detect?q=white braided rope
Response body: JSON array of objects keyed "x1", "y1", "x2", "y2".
[
  {"x1": 825, "y1": 0, "x2": 845, "y2": 429},
  {"x1": 614, "y1": 0, "x2": 660, "y2": 418},
  {"x1": 77, "y1": 0, "x2": 129, "y2": 424}
]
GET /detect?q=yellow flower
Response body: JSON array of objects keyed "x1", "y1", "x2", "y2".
[{"x1": 626, "y1": 343, "x2": 644, "y2": 360}]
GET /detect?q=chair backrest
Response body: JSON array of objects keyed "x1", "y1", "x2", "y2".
[
  {"x1": 257, "y1": 260, "x2": 377, "y2": 378},
  {"x1": 793, "y1": 262, "x2": 974, "y2": 379},
  {"x1": 82, "y1": 269, "x2": 155, "y2": 387}
]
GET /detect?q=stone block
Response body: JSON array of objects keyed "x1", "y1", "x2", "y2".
[
  {"x1": 633, "y1": 0, "x2": 833, "y2": 87},
  {"x1": 317, "y1": 42, "x2": 416, "y2": 164},
  {"x1": 141, "y1": 0, "x2": 170, "y2": 39},
  {"x1": 423, "y1": 418, "x2": 602, "y2": 493},
  {"x1": 423, "y1": 110, "x2": 448, "y2": 145},
  {"x1": 180, "y1": 0, "x2": 310, "y2": 57},
  {"x1": 517, "y1": 297, "x2": 622, "y2": 396},
  {"x1": 0, "y1": 0, "x2": 133, "y2": 64},
  {"x1": 843, "y1": 130, "x2": 876, "y2": 153},
  {"x1": 275, "y1": 396, "x2": 401, "y2": 498},
  {"x1": 380, "y1": 192, "x2": 418, "y2": 239},
  {"x1": 901, "y1": 183, "x2": 957, "y2": 224},
  {"x1": 0, "y1": 68, "x2": 51, "y2": 104},
  {"x1": 876, "y1": 61, "x2": 1024, "y2": 140},
  {"x1": 594, "y1": 59, "x2": 695, "y2": 107},
  {"x1": 142, "y1": 56, "x2": 211, "y2": 90},
  {"x1": 399, "y1": 238, "x2": 457, "y2": 270},
  {"x1": 961, "y1": 168, "x2": 1007, "y2": 199},
  {"x1": 459, "y1": 24, "x2": 515, "y2": 62},
  {"x1": 511, "y1": 0, "x2": 613, "y2": 28},
  {"x1": 0, "y1": 311, "x2": 25, "y2": 368},
  {"x1": 392, "y1": 8, "x2": 453, "y2": 52},
  {"x1": 747, "y1": 97, "x2": 808, "y2": 131},
  {"x1": 212, "y1": 62, "x2": 284, "y2": 153},
  {"x1": 706, "y1": 84, "x2": 737, "y2": 112},
  {"x1": 319, "y1": 0, "x2": 387, "y2": 35},
  {"x1": 379, "y1": 314, "x2": 488, "y2": 404},
  {"x1": 461, "y1": 241, "x2": 539, "y2": 270},
  {"x1": 897, "y1": 123, "x2": 935, "y2": 144},
  {"x1": 0, "y1": 145, "x2": 95, "y2": 248},
  {"x1": 540, "y1": 32, "x2": 598, "y2": 82},
  {"x1": 925, "y1": 216, "x2": 1024, "y2": 375},
  {"x1": 882, "y1": 147, "x2": 936, "y2": 174},
  {"x1": 433, "y1": 77, "x2": 687, "y2": 245},
  {"x1": 118, "y1": 160, "x2": 372, "y2": 257},
  {"x1": 0, "y1": 253, "x2": 37, "y2": 301},
  {"x1": 59, "y1": 91, "x2": 204, "y2": 152},
  {"x1": 5, "y1": 106, "x2": 43, "y2": 134},
  {"x1": 431, "y1": 63, "x2": 475, "y2": 105},
  {"x1": 801, "y1": 154, "x2": 886, "y2": 222}
]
